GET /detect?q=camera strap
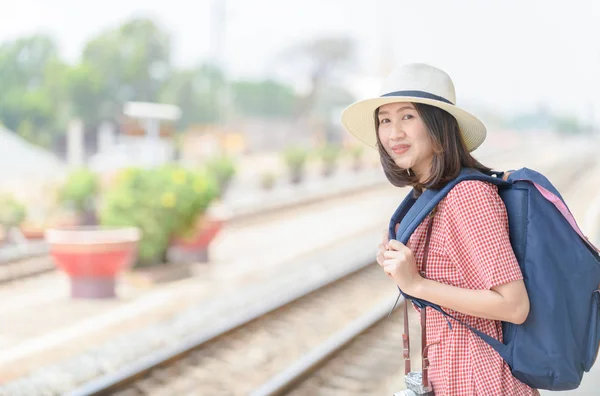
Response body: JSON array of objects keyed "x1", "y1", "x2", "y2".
[{"x1": 403, "y1": 207, "x2": 438, "y2": 387}]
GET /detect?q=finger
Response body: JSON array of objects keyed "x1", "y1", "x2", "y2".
[
  {"x1": 382, "y1": 229, "x2": 389, "y2": 250},
  {"x1": 388, "y1": 239, "x2": 408, "y2": 252},
  {"x1": 383, "y1": 250, "x2": 397, "y2": 259},
  {"x1": 376, "y1": 251, "x2": 385, "y2": 266},
  {"x1": 382, "y1": 259, "x2": 398, "y2": 268},
  {"x1": 383, "y1": 264, "x2": 395, "y2": 277}
]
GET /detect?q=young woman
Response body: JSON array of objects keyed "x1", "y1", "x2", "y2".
[{"x1": 341, "y1": 63, "x2": 538, "y2": 395}]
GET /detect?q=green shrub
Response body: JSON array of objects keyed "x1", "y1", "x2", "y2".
[
  {"x1": 205, "y1": 155, "x2": 237, "y2": 194},
  {"x1": 283, "y1": 147, "x2": 309, "y2": 183},
  {"x1": 350, "y1": 145, "x2": 364, "y2": 160},
  {"x1": 260, "y1": 171, "x2": 277, "y2": 190},
  {"x1": 318, "y1": 145, "x2": 341, "y2": 166},
  {"x1": 99, "y1": 165, "x2": 219, "y2": 266},
  {"x1": 283, "y1": 147, "x2": 309, "y2": 170},
  {"x1": 58, "y1": 168, "x2": 99, "y2": 214},
  {"x1": 0, "y1": 194, "x2": 26, "y2": 228}
]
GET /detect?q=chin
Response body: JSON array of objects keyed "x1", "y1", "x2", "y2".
[{"x1": 393, "y1": 159, "x2": 411, "y2": 169}]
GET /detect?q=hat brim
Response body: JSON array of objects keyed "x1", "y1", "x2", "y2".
[{"x1": 340, "y1": 96, "x2": 486, "y2": 152}]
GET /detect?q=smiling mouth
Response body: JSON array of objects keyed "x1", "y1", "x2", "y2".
[{"x1": 392, "y1": 145, "x2": 410, "y2": 155}]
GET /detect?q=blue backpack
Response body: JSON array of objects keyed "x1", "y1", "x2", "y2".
[{"x1": 389, "y1": 167, "x2": 600, "y2": 391}]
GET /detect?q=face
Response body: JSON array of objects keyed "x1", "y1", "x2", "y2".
[{"x1": 377, "y1": 102, "x2": 435, "y2": 182}]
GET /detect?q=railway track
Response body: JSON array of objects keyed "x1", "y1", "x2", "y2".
[
  {"x1": 252, "y1": 301, "x2": 407, "y2": 396},
  {"x1": 0, "y1": 253, "x2": 54, "y2": 285},
  {"x1": 63, "y1": 263, "x2": 394, "y2": 396}
]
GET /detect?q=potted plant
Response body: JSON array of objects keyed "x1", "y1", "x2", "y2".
[
  {"x1": 100, "y1": 165, "x2": 221, "y2": 269},
  {"x1": 45, "y1": 226, "x2": 140, "y2": 298},
  {"x1": 100, "y1": 167, "x2": 177, "y2": 267},
  {"x1": 19, "y1": 221, "x2": 46, "y2": 240},
  {"x1": 205, "y1": 154, "x2": 237, "y2": 199},
  {"x1": 259, "y1": 171, "x2": 277, "y2": 190},
  {"x1": 167, "y1": 167, "x2": 223, "y2": 264},
  {"x1": 318, "y1": 145, "x2": 341, "y2": 177},
  {"x1": 283, "y1": 147, "x2": 309, "y2": 184},
  {"x1": 57, "y1": 168, "x2": 100, "y2": 225},
  {"x1": 0, "y1": 194, "x2": 27, "y2": 244},
  {"x1": 349, "y1": 145, "x2": 364, "y2": 172}
]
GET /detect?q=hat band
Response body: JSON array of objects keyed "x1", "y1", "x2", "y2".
[{"x1": 381, "y1": 90, "x2": 454, "y2": 105}]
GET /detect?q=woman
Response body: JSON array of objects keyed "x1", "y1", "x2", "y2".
[{"x1": 341, "y1": 63, "x2": 537, "y2": 395}]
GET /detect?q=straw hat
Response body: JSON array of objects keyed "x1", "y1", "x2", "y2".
[{"x1": 340, "y1": 63, "x2": 486, "y2": 152}]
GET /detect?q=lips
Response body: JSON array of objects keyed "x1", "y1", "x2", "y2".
[{"x1": 391, "y1": 144, "x2": 410, "y2": 154}]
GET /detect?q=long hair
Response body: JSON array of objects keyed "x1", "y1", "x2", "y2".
[{"x1": 375, "y1": 102, "x2": 492, "y2": 195}]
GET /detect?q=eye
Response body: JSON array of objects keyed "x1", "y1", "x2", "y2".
[
  {"x1": 402, "y1": 114, "x2": 414, "y2": 120},
  {"x1": 379, "y1": 118, "x2": 390, "y2": 124}
]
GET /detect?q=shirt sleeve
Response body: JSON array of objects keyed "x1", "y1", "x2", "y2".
[{"x1": 442, "y1": 180, "x2": 523, "y2": 290}]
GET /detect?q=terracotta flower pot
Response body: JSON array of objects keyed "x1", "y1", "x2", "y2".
[
  {"x1": 322, "y1": 163, "x2": 336, "y2": 177},
  {"x1": 45, "y1": 226, "x2": 141, "y2": 299},
  {"x1": 168, "y1": 217, "x2": 224, "y2": 264},
  {"x1": 290, "y1": 169, "x2": 304, "y2": 185},
  {"x1": 19, "y1": 225, "x2": 46, "y2": 240}
]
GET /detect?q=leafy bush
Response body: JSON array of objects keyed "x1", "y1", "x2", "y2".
[
  {"x1": 99, "y1": 165, "x2": 219, "y2": 266},
  {"x1": 260, "y1": 171, "x2": 277, "y2": 190},
  {"x1": 58, "y1": 168, "x2": 99, "y2": 214},
  {"x1": 283, "y1": 147, "x2": 309, "y2": 171},
  {"x1": 350, "y1": 145, "x2": 364, "y2": 160},
  {"x1": 0, "y1": 194, "x2": 26, "y2": 228},
  {"x1": 283, "y1": 146, "x2": 309, "y2": 183},
  {"x1": 205, "y1": 155, "x2": 237, "y2": 195},
  {"x1": 318, "y1": 145, "x2": 341, "y2": 166},
  {"x1": 349, "y1": 145, "x2": 365, "y2": 171}
]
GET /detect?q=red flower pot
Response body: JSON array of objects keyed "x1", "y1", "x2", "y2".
[
  {"x1": 19, "y1": 226, "x2": 46, "y2": 240},
  {"x1": 45, "y1": 226, "x2": 141, "y2": 299},
  {"x1": 168, "y1": 218, "x2": 224, "y2": 264}
]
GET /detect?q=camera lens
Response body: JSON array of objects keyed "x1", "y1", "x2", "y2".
[{"x1": 392, "y1": 390, "x2": 417, "y2": 396}]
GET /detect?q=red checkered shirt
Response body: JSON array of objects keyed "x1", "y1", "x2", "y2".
[{"x1": 407, "y1": 180, "x2": 539, "y2": 396}]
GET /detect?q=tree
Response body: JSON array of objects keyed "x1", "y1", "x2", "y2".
[
  {"x1": 0, "y1": 34, "x2": 69, "y2": 147},
  {"x1": 67, "y1": 61, "x2": 111, "y2": 127},
  {"x1": 554, "y1": 116, "x2": 585, "y2": 135},
  {"x1": 159, "y1": 65, "x2": 225, "y2": 129},
  {"x1": 279, "y1": 36, "x2": 356, "y2": 120},
  {"x1": 231, "y1": 79, "x2": 298, "y2": 118},
  {"x1": 68, "y1": 17, "x2": 173, "y2": 127},
  {"x1": 0, "y1": 34, "x2": 58, "y2": 88}
]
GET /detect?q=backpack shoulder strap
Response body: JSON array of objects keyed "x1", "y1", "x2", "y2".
[{"x1": 390, "y1": 168, "x2": 509, "y2": 244}]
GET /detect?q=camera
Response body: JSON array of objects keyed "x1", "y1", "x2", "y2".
[{"x1": 392, "y1": 371, "x2": 435, "y2": 396}]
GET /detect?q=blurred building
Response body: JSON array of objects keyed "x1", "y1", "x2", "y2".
[
  {"x1": 87, "y1": 117, "x2": 178, "y2": 173},
  {"x1": 0, "y1": 126, "x2": 66, "y2": 189},
  {"x1": 0, "y1": 126, "x2": 66, "y2": 215}
]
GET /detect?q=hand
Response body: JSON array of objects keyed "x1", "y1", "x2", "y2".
[{"x1": 383, "y1": 239, "x2": 423, "y2": 295}]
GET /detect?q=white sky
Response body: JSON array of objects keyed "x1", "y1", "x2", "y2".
[{"x1": 2, "y1": 0, "x2": 600, "y2": 123}]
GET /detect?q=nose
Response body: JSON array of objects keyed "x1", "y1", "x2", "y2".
[{"x1": 390, "y1": 123, "x2": 406, "y2": 140}]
